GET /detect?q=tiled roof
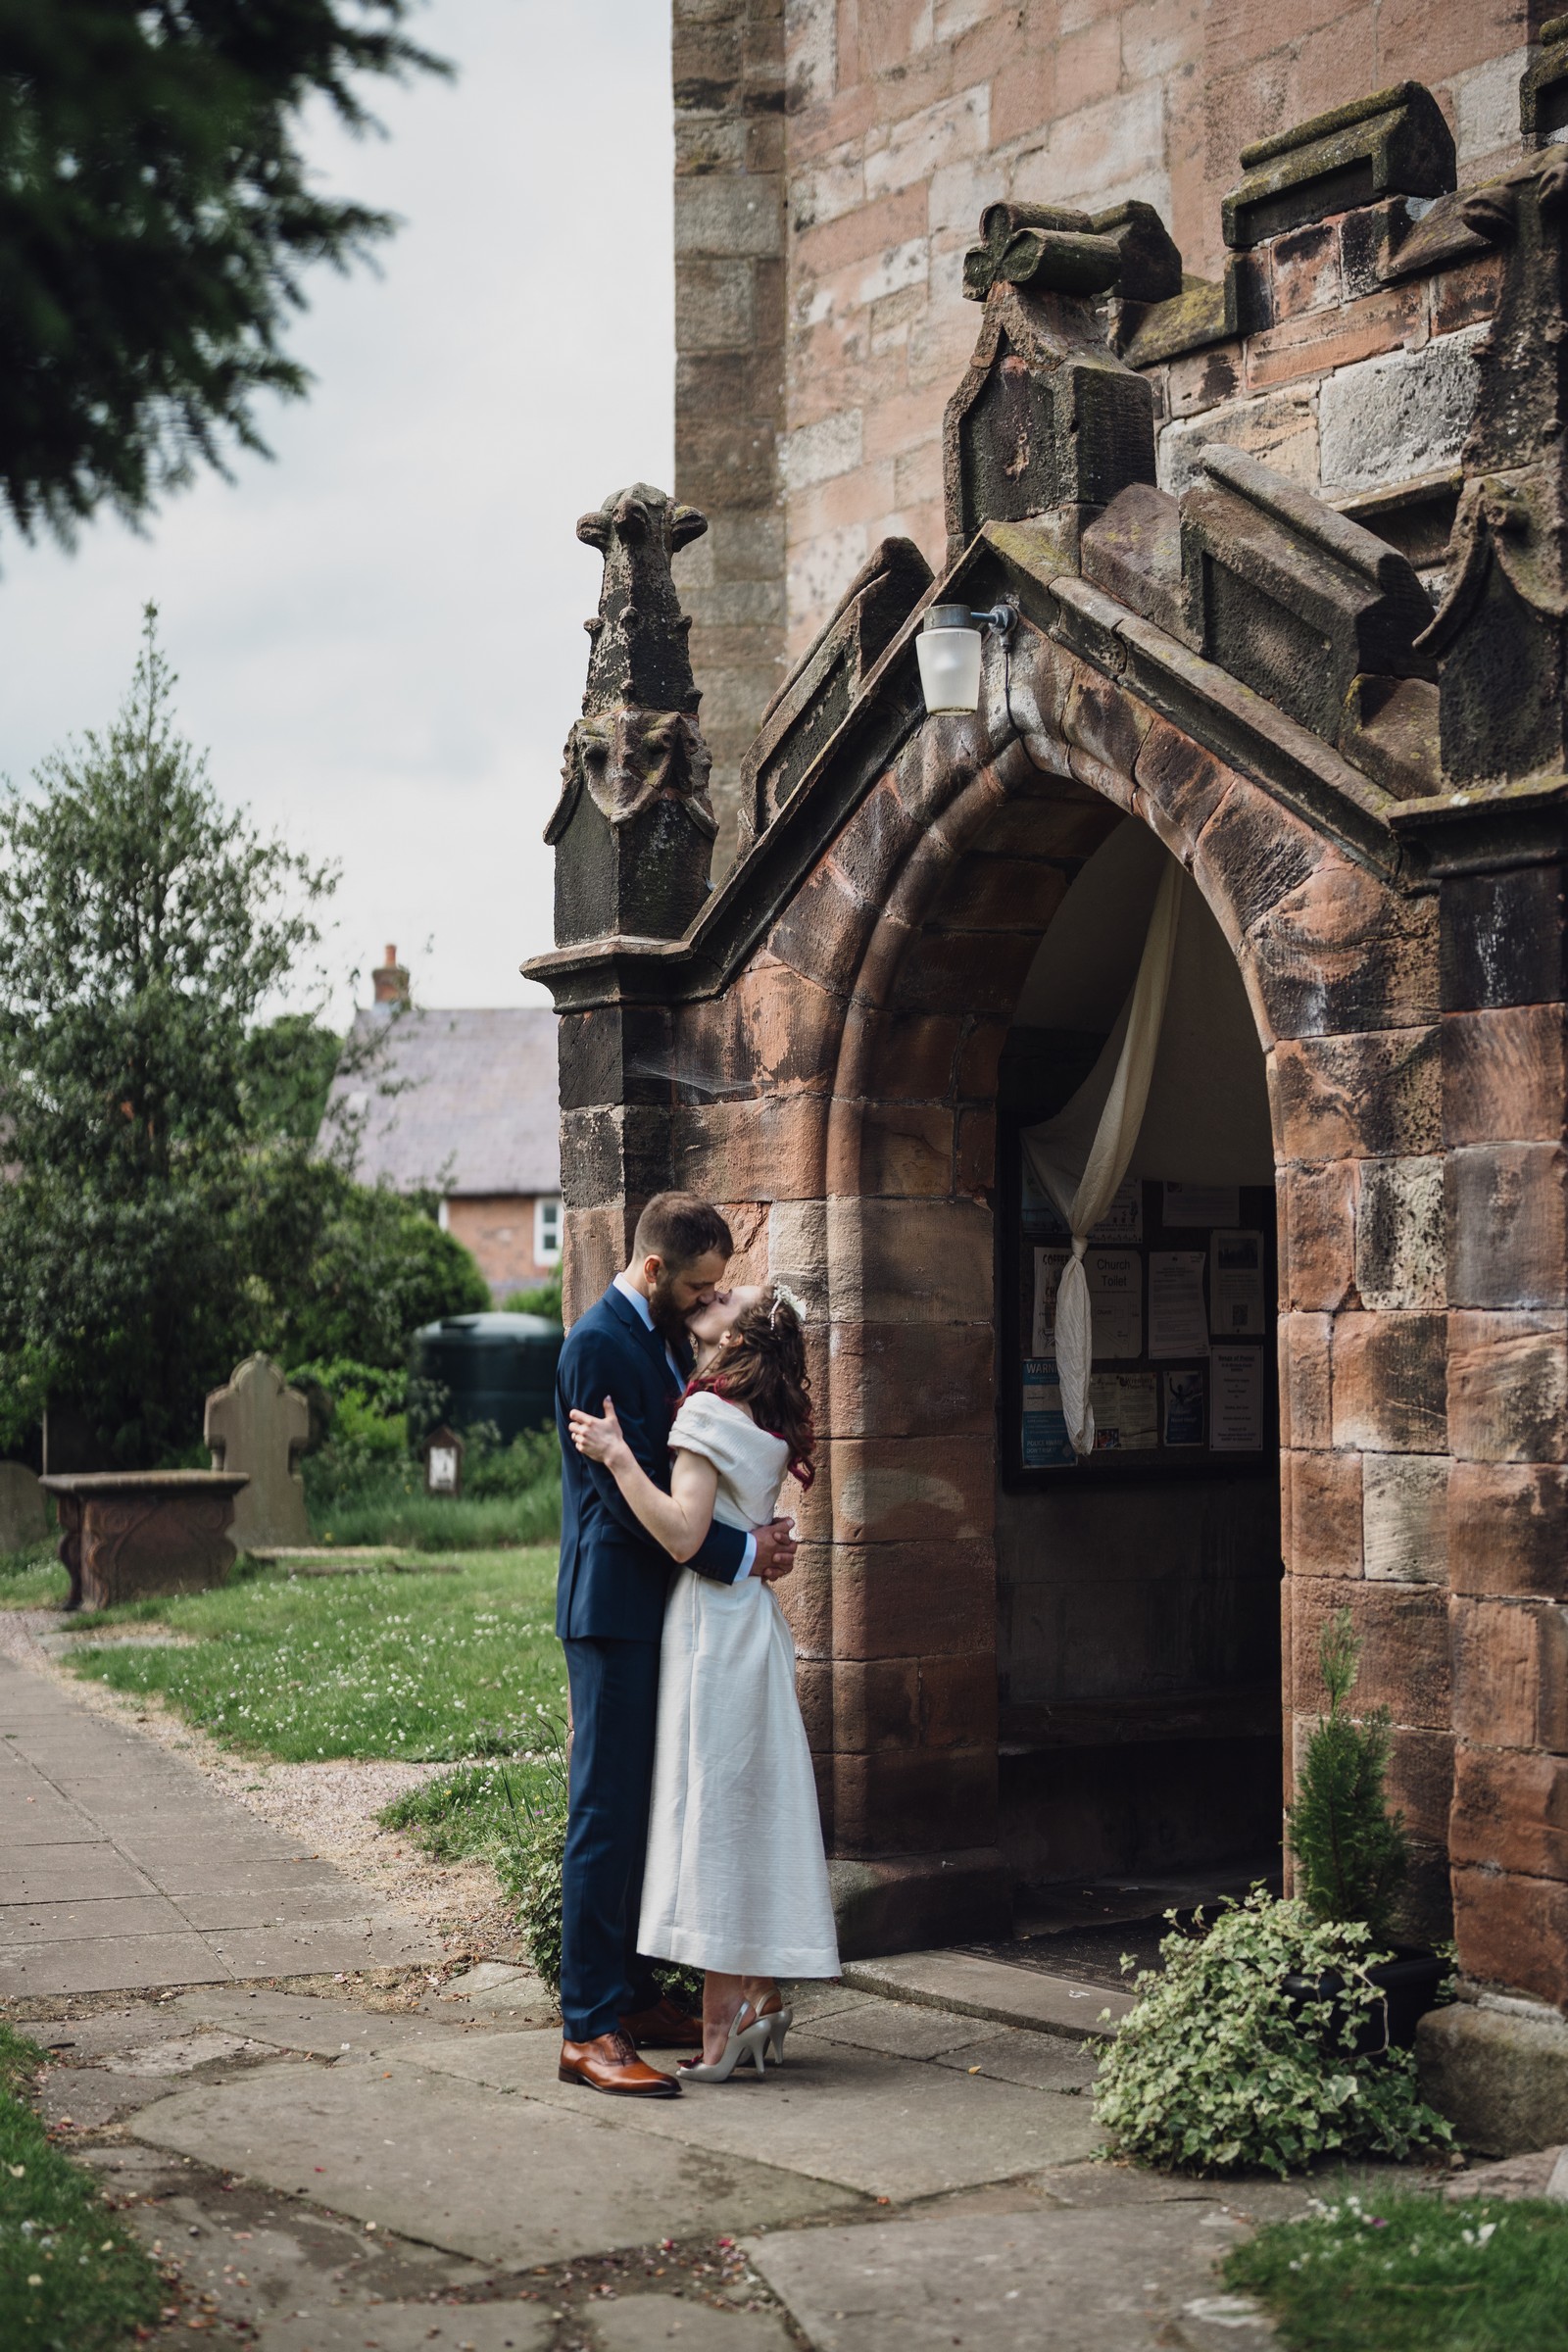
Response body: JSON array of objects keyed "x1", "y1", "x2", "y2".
[{"x1": 321, "y1": 1006, "x2": 561, "y2": 1197}]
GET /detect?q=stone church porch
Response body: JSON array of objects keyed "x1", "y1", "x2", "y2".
[{"x1": 528, "y1": 79, "x2": 1568, "y2": 2150}]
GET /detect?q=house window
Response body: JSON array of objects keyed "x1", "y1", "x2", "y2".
[{"x1": 534, "y1": 1197, "x2": 563, "y2": 1264}]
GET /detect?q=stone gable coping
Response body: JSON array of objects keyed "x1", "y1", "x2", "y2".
[
  {"x1": 1522, "y1": 16, "x2": 1568, "y2": 147},
  {"x1": 1222, "y1": 82, "x2": 1457, "y2": 252},
  {"x1": 523, "y1": 510, "x2": 1413, "y2": 1013}
]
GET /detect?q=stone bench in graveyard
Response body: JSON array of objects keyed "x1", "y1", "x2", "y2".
[{"x1": 40, "y1": 1471, "x2": 249, "y2": 1612}]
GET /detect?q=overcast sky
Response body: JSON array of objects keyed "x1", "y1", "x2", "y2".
[{"x1": 0, "y1": 0, "x2": 672, "y2": 1020}]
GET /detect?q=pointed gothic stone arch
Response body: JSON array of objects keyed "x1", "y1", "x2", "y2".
[{"x1": 790, "y1": 601, "x2": 1437, "y2": 1945}]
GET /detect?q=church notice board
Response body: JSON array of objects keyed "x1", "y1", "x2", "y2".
[{"x1": 999, "y1": 1128, "x2": 1277, "y2": 1487}]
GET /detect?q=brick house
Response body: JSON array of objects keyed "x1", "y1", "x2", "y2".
[
  {"x1": 527, "y1": 33, "x2": 1568, "y2": 2148},
  {"x1": 324, "y1": 950, "x2": 563, "y2": 1299}
]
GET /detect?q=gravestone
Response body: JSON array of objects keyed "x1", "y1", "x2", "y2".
[
  {"x1": 205, "y1": 1355, "x2": 312, "y2": 1550},
  {"x1": 0, "y1": 1461, "x2": 47, "y2": 1551}
]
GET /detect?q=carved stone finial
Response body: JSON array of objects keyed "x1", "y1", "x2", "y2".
[
  {"x1": 1418, "y1": 159, "x2": 1568, "y2": 794},
  {"x1": 962, "y1": 203, "x2": 1123, "y2": 302},
  {"x1": 945, "y1": 211, "x2": 1158, "y2": 563},
  {"x1": 546, "y1": 484, "x2": 718, "y2": 947},
  {"x1": 574, "y1": 482, "x2": 709, "y2": 716}
]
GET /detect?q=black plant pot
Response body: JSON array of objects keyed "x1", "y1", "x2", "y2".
[{"x1": 1284, "y1": 1948, "x2": 1446, "y2": 2057}]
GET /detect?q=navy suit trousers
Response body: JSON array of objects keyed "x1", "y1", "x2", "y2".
[{"x1": 559, "y1": 1636, "x2": 663, "y2": 2040}]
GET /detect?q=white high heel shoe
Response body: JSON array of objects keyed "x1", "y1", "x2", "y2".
[
  {"x1": 677, "y1": 2002, "x2": 771, "y2": 2083},
  {"x1": 759, "y1": 2002, "x2": 793, "y2": 2066}
]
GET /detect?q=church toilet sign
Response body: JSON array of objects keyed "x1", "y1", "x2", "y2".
[
  {"x1": 526, "y1": 90, "x2": 1568, "y2": 2141},
  {"x1": 423, "y1": 1425, "x2": 466, "y2": 1498}
]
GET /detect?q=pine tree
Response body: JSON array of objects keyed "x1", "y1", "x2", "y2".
[
  {"x1": 0, "y1": 1, "x2": 447, "y2": 542},
  {"x1": 1287, "y1": 1608, "x2": 1408, "y2": 1947},
  {"x1": 0, "y1": 607, "x2": 486, "y2": 1461}
]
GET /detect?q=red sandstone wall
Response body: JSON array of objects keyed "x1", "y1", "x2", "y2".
[{"x1": 778, "y1": 2, "x2": 1533, "y2": 652}]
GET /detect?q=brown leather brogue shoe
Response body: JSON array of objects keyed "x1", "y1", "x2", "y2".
[
  {"x1": 619, "y1": 1993, "x2": 704, "y2": 2049},
  {"x1": 559, "y1": 2029, "x2": 682, "y2": 2097}
]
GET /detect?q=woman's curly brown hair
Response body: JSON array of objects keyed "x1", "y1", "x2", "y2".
[{"x1": 686, "y1": 1285, "x2": 814, "y2": 1488}]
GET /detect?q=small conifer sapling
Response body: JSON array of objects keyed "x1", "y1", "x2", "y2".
[{"x1": 1287, "y1": 1608, "x2": 1408, "y2": 1948}]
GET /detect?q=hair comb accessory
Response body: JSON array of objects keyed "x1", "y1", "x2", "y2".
[{"x1": 769, "y1": 1278, "x2": 807, "y2": 1326}]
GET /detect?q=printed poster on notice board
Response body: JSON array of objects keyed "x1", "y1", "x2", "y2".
[
  {"x1": 1162, "y1": 1366, "x2": 1206, "y2": 1446},
  {"x1": 1210, "y1": 1230, "x2": 1265, "y2": 1338},
  {"x1": 1022, "y1": 1358, "x2": 1075, "y2": 1468},
  {"x1": 1163, "y1": 1181, "x2": 1240, "y2": 1227},
  {"x1": 1149, "y1": 1250, "x2": 1207, "y2": 1358},
  {"x1": 1031, "y1": 1248, "x2": 1069, "y2": 1357},
  {"x1": 1022, "y1": 1169, "x2": 1144, "y2": 1245},
  {"x1": 1089, "y1": 1371, "x2": 1158, "y2": 1450},
  {"x1": 1087, "y1": 1249, "x2": 1143, "y2": 1358},
  {"x1": 1210, "y1": 1347, "x2": 1264, "y2": 1451}
]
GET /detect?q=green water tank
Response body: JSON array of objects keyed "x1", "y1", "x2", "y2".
[{"x1": 410, "y1": 1311, "x2": 563, "y2": 1445}]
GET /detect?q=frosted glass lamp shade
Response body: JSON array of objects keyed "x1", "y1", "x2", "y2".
[{"x1": 916, "y1": 604, "x2": 983, "y2": 713}]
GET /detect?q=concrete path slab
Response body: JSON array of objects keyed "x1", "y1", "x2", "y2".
[
  {"x1": 586, "y1": 2297, "x2": 795, "y2": 2352},
  {"x1": 0, "y1": 1893, "x2": 193, "y2": 1943},
  {"x1": 798, "y1": 1996, "x2": 1003, "y2": 2060},
  {"x1": 4, "y1": 1929, "x2": 231, "y2": 1994},
  {"x1": 254, "y1": 2304, "x2": 554, "y2": 2352},
  {"x1": 844, "y1": 1949, "x2": 1134, "y2": 2041},
  {"x1": 404, "y1": 2023, "x2": 1104, "y2": 2200},
  {"x1": 130, "y1": 2056, "x2": 862, "y2": 2267},
  {"x1": 746, "y1": 2198, "x2": 1271, "y2": 2352},
  {"x1": 0, "y1": 1652, "x2": 436, "y2": 1992},
  {"x1": 932, "y1": 2028, "x2": 1101, "y2": 2093},
  {"x1": 174, "y1": 1986, "x2": 481, "y2": 2057}
]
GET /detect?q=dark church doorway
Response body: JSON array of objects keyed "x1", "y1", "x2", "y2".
[{"x1": 990, "y1": 817, "x2": 1283, "y2": 1958}]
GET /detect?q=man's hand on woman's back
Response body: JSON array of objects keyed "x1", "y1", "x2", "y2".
[{"x1": 751, "y1": 1518, "x2": 798, "y2": 1581}]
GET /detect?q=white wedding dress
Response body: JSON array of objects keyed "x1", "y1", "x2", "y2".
[{"x1": 637, "y1": 1389, "x2": 841, "y2": 1978}]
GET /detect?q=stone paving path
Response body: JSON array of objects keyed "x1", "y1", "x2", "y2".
[
  {"x1": 0, "y1": 1640, "x2": 1451, "y2": 2350},
  {"x1": 24, "y1": 1979, "x2": 1327, "y2": 2350},
  {"x1": 0, "y1": 1652, "x2": 435, "y2": 1994}
]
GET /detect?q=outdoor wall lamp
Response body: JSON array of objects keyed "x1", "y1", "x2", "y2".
[{"x1": 915, "y1": 600, "x2": 1017, "y2": 714}]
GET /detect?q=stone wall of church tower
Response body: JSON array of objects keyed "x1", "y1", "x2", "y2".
[{"x1": 672, "y1": 1, "x2": 1546, "y2": 871}]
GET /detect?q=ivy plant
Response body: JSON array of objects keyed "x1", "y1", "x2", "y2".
[{"x1": 1094, "y1": 1887, "x2": 1454, "y2": 2177}]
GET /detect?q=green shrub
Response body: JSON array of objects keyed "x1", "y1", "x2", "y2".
[
  {"x1": 504, "y1": 1269, "x2": 563, "y2": 1323},
  {"x1": 387, "y1": 1721, "x2": 702, "y2": 2013},
  {"x1": 1094, "y1": 1886, "x2": 1454, "y2": 2178},
  {"x1": 285, "y1": 1356, "x2": 407, "y2": 1424},
  {"x1": 294, "y1": 1390, "x2": 561, "y2": 1548},
  {"x1": 1289, "y1": 1609, "x2": 1408, "y2": 1946},
  {"x1": 505, "y1": 1734, "x2": 701, "y2": 2010},
  {"x1": 462, "y1": 1425, "x2": 559, "y2": 1499}
]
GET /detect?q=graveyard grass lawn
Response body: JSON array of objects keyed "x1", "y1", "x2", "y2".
[
  {"x1": 56, "y1": 1548, "x2": 564, "y2": 1764},
  {"x1": 0, "y1": 2024, "x2": 164, "y2": 2349},
  {"x1": 1224, "y1": 2190, "x2": 1568, "y2": 2351}
]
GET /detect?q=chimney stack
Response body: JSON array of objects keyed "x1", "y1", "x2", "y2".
[{"x1": 371, "y1": 944, "x2": 410, "y2": 1006}]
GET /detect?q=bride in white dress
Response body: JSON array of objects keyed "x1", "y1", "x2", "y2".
[{"x1": 567, "y1": 1282, "x2": 840, "y2": 2080}]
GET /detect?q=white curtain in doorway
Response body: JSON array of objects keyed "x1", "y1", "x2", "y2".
[{"x1": 1022, "y1": 860, "x2": 1183, "y2": 1453}]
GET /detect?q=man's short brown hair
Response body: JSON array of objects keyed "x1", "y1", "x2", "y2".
[{"x1": 632, "y1": 1193, "x2": 732, "y2": 1272}]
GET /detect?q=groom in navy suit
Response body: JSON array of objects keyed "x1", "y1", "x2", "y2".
[{"x1": 555, "y1": 1192, "x2": 798, "y2": 2096}]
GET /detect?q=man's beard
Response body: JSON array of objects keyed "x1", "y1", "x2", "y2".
[{"x1": 647, "y1": 1270, "x2": 690, "y2": 1344}]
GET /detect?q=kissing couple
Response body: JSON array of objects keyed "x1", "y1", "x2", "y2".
[{"x1": 553, "y1": 1192, "x2": 839, "y2": 2096}]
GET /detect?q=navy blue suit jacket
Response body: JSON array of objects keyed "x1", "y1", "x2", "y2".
[{"x1": 555, "y1": 1283, "x2": 749, "y2": 1642}]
